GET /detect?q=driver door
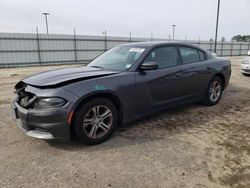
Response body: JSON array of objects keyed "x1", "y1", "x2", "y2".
[{"x1": 135, "y1": 46, "x2": 185, "y2": 116}]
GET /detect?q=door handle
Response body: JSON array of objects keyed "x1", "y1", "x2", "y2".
[
  {"x1": 207, "y1": 67, "x2": 212, "y2": 70},
  {"x1": 175, "y1": 73, "x2": 182, "y2": 78}
]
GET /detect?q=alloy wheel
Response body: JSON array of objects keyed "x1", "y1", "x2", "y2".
[
  {"x1": 209, "y1": 80, "x2": 222, "y2": 103},
  {"x1": 83, "y1": 105, "x2": 113, "y2": 139}
]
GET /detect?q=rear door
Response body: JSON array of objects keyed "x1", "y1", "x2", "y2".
[{"x1": 177, "y1": 46, "x2": 211, "y2": 99}]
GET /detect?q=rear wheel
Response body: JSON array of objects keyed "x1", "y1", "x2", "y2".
[
  {"x1": 73, "y1": 98, "x2": 118, "y2": 145},
  {"x1": 204, "y1": 76, "x2": 223, "y2": 106}
]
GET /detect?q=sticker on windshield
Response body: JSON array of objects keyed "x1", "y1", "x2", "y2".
[
  {"x1": 125, "y1": 64, "x2": 132, "y2": 68},
  {"x1": 129, "y1": 48, "x2": 145, "y2": 53}
]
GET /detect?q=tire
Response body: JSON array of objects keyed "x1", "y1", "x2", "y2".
[
  {"x1": 203, "y1": 76, "x2": 223, "y2": 106},
  {"x1": 73, "y1": 98, "x2": 118, "y2": 145}
]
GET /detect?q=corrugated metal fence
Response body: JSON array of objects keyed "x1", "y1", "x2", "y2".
[{"x1": 0, "y1": 32, "x2": 250, "y2": 68}]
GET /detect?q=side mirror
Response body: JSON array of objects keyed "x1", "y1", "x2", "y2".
[
  {"x1": 140, "y1": 62, "x2": 159, "y2": 71},
  {"x1": 211, "y1": 52, "x2": 217, "y2": 57}
]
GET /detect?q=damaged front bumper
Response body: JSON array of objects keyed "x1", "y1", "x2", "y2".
[{"x1": 12, "y1": 101, "x2": 71, "y2": 140}]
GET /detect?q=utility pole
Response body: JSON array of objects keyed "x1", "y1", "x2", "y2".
[
  {"x1": 73, "y1": 28, "x2": 78, "y2": 63},
  {"x1": 103, "y1": 30, "x2": 107, "y2": 51},
  {"x1": 42, "y1": 12, "x2": 50, "y2": 34},
  {"x1": 36, "y1": 27, "x2": 41, "y2": 64},
  {"x1": 103, "y1": 30, "x2": 107, "y2": 38},
  {"x1": 214, "y1": 0, "x2": 221, "y2": 53},
  {"x1": 172, "y1": 25, "x2": 176, "y2": 40}
]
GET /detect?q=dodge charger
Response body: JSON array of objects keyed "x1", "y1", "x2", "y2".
[{"x1": 12, "y1": 42, "x2": 231, "y2": 145}]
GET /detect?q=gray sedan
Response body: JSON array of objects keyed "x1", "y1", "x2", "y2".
[{"x1": 12, "y1": 42, "x2": 231, "y2": 145}]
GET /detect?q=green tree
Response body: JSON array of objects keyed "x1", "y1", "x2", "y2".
[{"x1": 231, "y1": 35, "x2": 250, "y2": 42}]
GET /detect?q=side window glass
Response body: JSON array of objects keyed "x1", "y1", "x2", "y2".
[
  {"x1": 180, "y1": 47, "x2": 200, "y2": 64},
  {"x1": 199, "y1": 50, "x2": 206, "y2": 61},
  {"x1": 144, "y1": 47, "x2": 178, "y2": 68}
]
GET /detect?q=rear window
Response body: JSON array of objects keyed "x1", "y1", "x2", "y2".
[{"x1": 179, "y1": 47, "x2": 200, "y2": 64}]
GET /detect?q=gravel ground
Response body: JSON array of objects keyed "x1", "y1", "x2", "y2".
[{"x1": 0, "y1": 57, "x2": 250, "y2": 188}]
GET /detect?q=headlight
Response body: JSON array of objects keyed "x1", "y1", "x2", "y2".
[{"x1": 33, "y1": 97, "x2": 67, "y2": 109}]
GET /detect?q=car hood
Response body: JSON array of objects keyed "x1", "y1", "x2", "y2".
[{"x1": 21, "y1": 66, "x2": 120, "y2": 87}]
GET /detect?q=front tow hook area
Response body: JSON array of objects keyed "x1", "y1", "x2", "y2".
[
  {"x1": 25, "y1": 129, "x2": 55, "y2": 139},
  {"x1": 16, "y1": 118, "x2": 55, "y2": 139}
]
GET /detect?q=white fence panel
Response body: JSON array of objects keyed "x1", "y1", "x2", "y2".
[{"x1": 0, "y1": 32, "x2": 249, "y2": 67}]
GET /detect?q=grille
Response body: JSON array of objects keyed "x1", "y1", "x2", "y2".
[
  {"x1": 243, "y1": 69, "x2": 250, "y2": 73},
  {"x1": 15, "y1": 82, "x2": 36, "y2": 108}
]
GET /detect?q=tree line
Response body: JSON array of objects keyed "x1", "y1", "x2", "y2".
[{"x1": 231, "y1": 35, "x2": 250, "y2": 42}]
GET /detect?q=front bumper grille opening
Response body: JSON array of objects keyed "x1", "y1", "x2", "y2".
[
  {"x1": 31, "y1": 126, "x2": 50, "y2": 133},
  {"x1": 243, "y1": 69, "x2": 250, "y2": 73}
]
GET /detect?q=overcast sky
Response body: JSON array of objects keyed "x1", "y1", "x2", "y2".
[{"x1": 0, "y1": 0, "x2": 249, "y2": 41}]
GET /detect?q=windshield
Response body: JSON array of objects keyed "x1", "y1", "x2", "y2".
[{"x1": 87, "y1": 46, "x2": 146, "y2": 71}]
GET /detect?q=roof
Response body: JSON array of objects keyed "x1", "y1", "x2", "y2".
[{"x1": 120, "y1": 41, "x2": 203, "y2": 50}]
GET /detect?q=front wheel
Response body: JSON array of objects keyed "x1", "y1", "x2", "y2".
[
  {"x1": 73, "y1": 98, "x2": 118, "y2": 145},
  {"x1": 203, "y1": 76, "x2": 223, "y2": 106}
]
